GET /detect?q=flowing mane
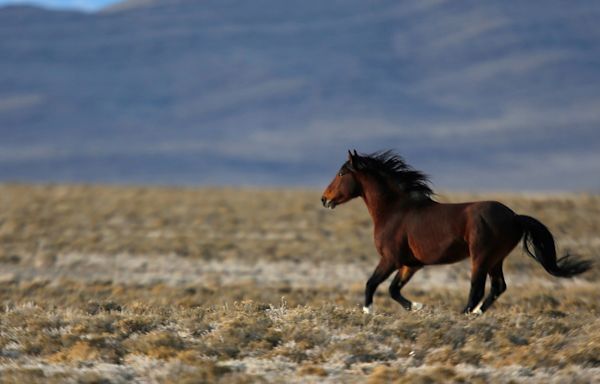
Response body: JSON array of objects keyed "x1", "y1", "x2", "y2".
[{"x1": 354, "y1": 150, "x2": 433, "y2": 198}]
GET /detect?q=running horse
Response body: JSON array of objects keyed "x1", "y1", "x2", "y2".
[{"x1": 321, "y1": 150, "x2": 591, "y2": 314}]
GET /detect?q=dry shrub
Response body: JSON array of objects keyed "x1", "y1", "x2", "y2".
[
  {"x1": 424, "y1": 346, "x2": 481, "y2": 367},
  {"x1": 48, "y1": 341, "x2": 99, "y2": 362},
  {"x1": 298, "y1": 364, "x2": 328, "y2": 377},
  {"x1": 21, "y1": 333, "x2": 63, "y2": 356},
  {"x1": 268, "y1": 342, "x2": 310, "y2": 363},
  {"x1": 123, "y1": 330, "x2": 185, "y2": 359},
  {"x1": 85, "y1": 300, "x2": 122, "y2": 315},
  {"x1": 48, "y1": 335, "x2": 123, "y2": 364},
  {"x1": 115, "y1": 316, "x2": 156, "y2": 335},
  {"x1": 162, "y1": 360, "x2": 231, "y2": 384},
  {"x1": 0, "y1": 252, "x2": 21, "y2": 264},
  {"x1": 0, "y1": 368, "x2": 47, "y2": 384},
  {"x1": 561, "y1": 330, "x2": 600, "y2": 367},
  {"x1": 72, "y1": 372, "x2": 114, "y2": 384},
  {"x1": 288, "y1": 323, "x2": 329, "y2": 349},
  {"x1": 70, "y1": 315, "x2": 116, "y2": 336},
  {"x1": 423, "y1": 346, "x2": 454, "y2": 365},
  {"x1": 570, "y1": 345, "x2": 600, "y2": 367},
  {"x1": 200, "y1": 310, "x2": 282, "y2": 358},
  {"x1": 393, "y1": 366, "x2": 471, "y2": 384},
  {"x1": 367, "y1": 365, "x2": 403, "y2": 383},
  {"x1": 323, "y1": 336, "x2": 396, "y2": 366}
]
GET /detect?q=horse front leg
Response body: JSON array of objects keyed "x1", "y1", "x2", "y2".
[
  {"x1": 363, "y1": 259, "x2": 394, "y2": 314},
  {"x1": 389, "y1": 265, "x2": 423, "y2": 311}
]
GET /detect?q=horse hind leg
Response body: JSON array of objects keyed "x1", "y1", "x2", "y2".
[
  {"x1": 479, "y1": 262, "x2": 507, "y2": 313},
  {"x1": 463, "y1": 263, "x2": 488, "y2": 315},
  {"x1": 389, "y1": 265, "x2": 422, "y2": 311}
]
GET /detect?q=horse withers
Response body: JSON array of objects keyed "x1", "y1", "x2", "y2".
[{"x1": 321, "y1": 150, "x2": 591, "y2": 314}]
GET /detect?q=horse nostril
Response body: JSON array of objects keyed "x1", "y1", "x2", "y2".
[{"x1": 321, "y1": 196, "x2": 326, "y2": 206}]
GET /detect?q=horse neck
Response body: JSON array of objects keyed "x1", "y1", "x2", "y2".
[
  {"x1": 357, "y1": 173, "x2": 432, "y2": 228},
  {"x1": 357, "y1": 174, "x2": 402, "y2": 227}
]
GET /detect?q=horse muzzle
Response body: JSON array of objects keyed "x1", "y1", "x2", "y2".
[{"x1": 321, "y1": 197, "x2": 337, "y2": 209}]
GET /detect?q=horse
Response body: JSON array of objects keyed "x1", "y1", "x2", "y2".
[{"x1": 321, "y1": 150, "x2": 592, "y2": 314}]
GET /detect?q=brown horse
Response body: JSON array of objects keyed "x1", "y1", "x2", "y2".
[{"x1": 321, "y1": 150, "x2": 591, "y2": 314}]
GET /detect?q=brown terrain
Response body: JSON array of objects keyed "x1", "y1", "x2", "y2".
[{"x1": 0, "y1": 185, "x2": 599, "y2": 383}]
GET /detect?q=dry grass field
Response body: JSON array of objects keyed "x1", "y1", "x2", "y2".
[{"x1": 0, "y1": 184, "x2": 599, "y2": 383}]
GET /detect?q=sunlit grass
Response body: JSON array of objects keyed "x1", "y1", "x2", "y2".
[{"x1": 0, "y1": 185, "x2": 598, "y2": 382}]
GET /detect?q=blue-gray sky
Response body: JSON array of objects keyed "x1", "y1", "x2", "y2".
[{"x1": 0, "y1": 0, "x2": 115, "y2": 10}]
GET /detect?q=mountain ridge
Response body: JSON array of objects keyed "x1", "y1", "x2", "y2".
[{"x1": 1, "y1": 0, "x2": 599, "y2": 190}]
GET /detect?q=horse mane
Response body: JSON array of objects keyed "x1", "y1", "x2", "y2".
[{"x1": 354, "y1": 150, "x2": 434, "y2": 198}]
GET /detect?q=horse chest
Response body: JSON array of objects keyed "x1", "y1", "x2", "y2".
[{"x1": 373, "y1": 229, "x2": 422, "y2": 266}]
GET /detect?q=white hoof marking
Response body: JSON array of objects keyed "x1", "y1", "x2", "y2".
[
  {"x1": 471, "y1": 300, "x2": 484, "y2": 315},
  {"x1": 363, "y1": 305, "x2": 373, "y2": 314},
  {"x1": 411, "y1": 302, "x2": 424, "y2": 311}
]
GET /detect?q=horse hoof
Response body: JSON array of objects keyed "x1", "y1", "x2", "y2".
[
  {"x1": 464, "y1": 308, "x2": 483, "y2": 316},
  {"x1": 362, "y1": 305, "x2": 373, "y2": 314},
  {"x1": 411, "y1": 302, "x2": 423, "y2": 311},
  {"x1": 470, "y1": 301, "x2": 484, "y2": 315}
]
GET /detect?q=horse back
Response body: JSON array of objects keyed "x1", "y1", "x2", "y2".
[{"x1": 389, "y1": 200, "x2": 518, "y2": 266}]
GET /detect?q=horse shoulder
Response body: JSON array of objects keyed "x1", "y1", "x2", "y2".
[{"x1": 373, "y1": 220, "x2": 399, "y2": 257}]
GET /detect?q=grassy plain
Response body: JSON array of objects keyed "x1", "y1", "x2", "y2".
[{"x1": 0, "y1": 185, "x2": 599, "y2": 383}]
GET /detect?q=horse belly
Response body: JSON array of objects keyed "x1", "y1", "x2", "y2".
[
  {"x1": 435, "y1": 239, "x2": 469, "y2": 264},
  {"x1": 411, "y1": 237, "x2": 469, "y2": 265}
]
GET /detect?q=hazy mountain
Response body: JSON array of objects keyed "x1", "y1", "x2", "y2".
[{"x1": 1, "y1": 0, "x2": 599, "y2": 190}]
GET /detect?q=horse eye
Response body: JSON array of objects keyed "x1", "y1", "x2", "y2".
[{"x1": 338, "y1": 171, "x2": 344, "y2": 176}]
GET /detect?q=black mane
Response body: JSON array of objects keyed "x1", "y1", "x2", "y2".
[{"x1": 354, "y1": 150, "x2": 433, "y2": 197}]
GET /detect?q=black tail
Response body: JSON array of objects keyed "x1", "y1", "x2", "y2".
[{"x1": 517, "y1": 215, "x2": 592, "y2": 278}]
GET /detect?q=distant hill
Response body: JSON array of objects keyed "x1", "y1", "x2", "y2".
[{"x1": 1, "y1": 0, "x2": 599, "y2": 190}]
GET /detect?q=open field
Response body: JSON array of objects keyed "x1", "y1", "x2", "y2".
[{"x1": 0, "y1": 185, "x2": 599, "y2": 383}]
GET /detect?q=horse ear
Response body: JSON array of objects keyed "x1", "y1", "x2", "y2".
[{"x1": 348, "y1": 149, "x2": 358, "y2": 170}]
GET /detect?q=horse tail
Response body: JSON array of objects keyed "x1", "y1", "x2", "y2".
[{"x1": 517, "y1": 215, "x2": 592, "y2": 278}]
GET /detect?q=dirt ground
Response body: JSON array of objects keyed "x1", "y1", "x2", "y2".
[{"x1": 0, "y1": 185, "x2": 599, "y2": 383}]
